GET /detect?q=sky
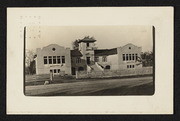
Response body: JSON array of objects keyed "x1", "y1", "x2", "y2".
[{"x1": 26, "y1": 26, "x2": 153, "y2": 52}]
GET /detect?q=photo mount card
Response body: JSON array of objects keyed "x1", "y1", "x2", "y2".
[{"x1": 7, "y1": 7, "x2": 173, "y2": 114}]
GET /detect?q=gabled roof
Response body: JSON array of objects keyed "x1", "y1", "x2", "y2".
[
  {"x1": 94, "y1": 48, "x2": 117, "y2": 56},
  {"x1": 71, "y1": 50, "x2": 83, "y2": 57}
]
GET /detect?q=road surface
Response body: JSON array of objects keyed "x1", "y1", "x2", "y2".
[{"x1": 25, "y1": 76, "x2": 154, "y2": 96}]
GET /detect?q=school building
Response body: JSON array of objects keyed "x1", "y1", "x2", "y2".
[{"x1": 34, "y1": 38, "x2": 142, "y2": 75}]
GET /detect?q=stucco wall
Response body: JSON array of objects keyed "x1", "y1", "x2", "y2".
[
  {"x1": 35, "y1": 44, "x2": 71, "y2": 75},
  {"x1": 117, "y1": 44, "x2": 142, "y2": 70},
  {"x1": 97, "y1": 54, "x2": 119, "y2": 70}
]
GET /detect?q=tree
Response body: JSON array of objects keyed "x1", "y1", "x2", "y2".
[
  {"x1": 141, "y1": 51, "x2": 153, "y2": 67},
  {"x1": 25, "y1": 49, "x2": 36, "y2": 74},
  {"x1": 72, "y1": 39, "x2": 80, "y2": 50}
]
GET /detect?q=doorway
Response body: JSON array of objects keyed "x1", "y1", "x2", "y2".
[{"x1": 86, "y1": 57, "x2": 90, "y2": 65}]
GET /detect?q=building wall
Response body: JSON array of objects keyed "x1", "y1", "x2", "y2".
[
  {"x1": 107, "y1": 54, "x2": 119, "y2": 70},
  {"x1": 117, "y1": 43, "x2": 142, "y2": 70},
  {"x1": 35, "y1": 44, "x2": 71, "y2": 75},
  {"x1": 97, "y1": 54, "x2": 119, "y2": 70}
]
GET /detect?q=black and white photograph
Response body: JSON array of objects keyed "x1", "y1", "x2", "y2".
[
  {"x1": 7, "y1": 7, "x2": 173, "y2": 114},
  {"x1": 24, "y1": 26, "x2": 154, "y2": 96}
]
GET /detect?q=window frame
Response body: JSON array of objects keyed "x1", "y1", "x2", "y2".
[
  {"x1": 53, "y1": 56, "x2": 56, "y2": 64},
  {"x1": 62, "y1": 56, "x2": 65, "y2": 63},
  {"x1": 102, "y1": 56, "x2": 107, "y2": 62},
  {"x1": 123, "y1": 54, "x2": 125, "y2": 61},
  {"x1": 54, "y1": 69, "x2": 56, "y2": 73},
  {"x1": 57, "y1": 56, "x2": 61, "y2": 64},
  {"x1": 44, "y1": 56, "x2": 48, "y2": 64},
  {"x1": 129, "y1": 54, "x2": 131, "y2": 60},
  {"x1": 48, "y1": 56, "x2": 52, "y2": 64},
  {"x1": 135, "y1": 54, "x2": 138, "y2": 60},
  {"x1": 126, "y1": 54, "x2": 128, "y2": 61},
  {"x1": 132, "y1": 54, "x2": 135, "y2": 60}
]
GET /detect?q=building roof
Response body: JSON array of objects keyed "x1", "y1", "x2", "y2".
[
  {"x1": 94, "y1": 48, "x2": 117, "y2": 56},
  {"x1": 71, "y1": 50, "x2": 83, "y2": 57},
  {"x1": 78, "y1": 38, "x2": 96, "y2": 43}
]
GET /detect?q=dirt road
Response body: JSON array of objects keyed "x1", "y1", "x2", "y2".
[{"x1": 25, "y1": 76, "x2": 154, "y2": 96}]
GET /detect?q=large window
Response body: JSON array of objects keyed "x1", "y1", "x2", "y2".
[
  {"x1": 48, "y1": 56, "x2": 52, "y2": 64},
  {"x1": 44, "y1": 56, "x2": 65, "y2": 64},
  {"x1": 62, "y1": 56, "x2": 65, "y2": 63},
  {"x1": 44, "y1": 56, "x2": 47, "y2": 64},
  {"x1": 126, "y1": 54, "x2": 128, "y2": 61},
  {"x1": 102, "y1": 56, "x2": 107, "y2": 62},
  {"x1": 135, "y1": 54, "x2": 138, "y2": 60},
  {"x1": 123, "y1": 54, "x2": 125, "y2": 61},
  {"x1": 58, "y1": 69, "x2": 60, "y2": 73},
  {"x1": 132, "y1": 54, "x2": 135, "y2": 60},
  {"x1": 54, "y1": 69, "x2": 56, "y2": 73},
  {"x1": 129, "y1": 54, "x2": 131, "y2": 60},
  {"x1": 53, "y1": 56, "x2": 56, "y2": 64},
  {"x1": 123, "y1": 53, "x2": 138, "y2": 61},
  {"x1": 57, "y1": 56, "x2": 61, "y2": 64}
]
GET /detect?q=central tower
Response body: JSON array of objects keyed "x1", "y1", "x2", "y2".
[{"x1": 78, "y1": 36, "x2": 97, "y2": 65}]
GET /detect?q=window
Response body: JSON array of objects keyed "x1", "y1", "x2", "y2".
[
  {"x1": 123, "y1": 54, "x2": 125, "y2": 61},
  {"x1": 57, "y1": 56, "x2": 61, "y2": 64},
  {"x1": 62, "y1": 56, "x2": 65, "y2": 63},
  {"x1": 135, "y1": 54, "x2": 138, "y2": 60},
  {"x1": 87, "y1": 43, "x2": 89, "y2": 47},
  {"x1": 132, "y1": 65, "x2": 134, "y2": 68},
  {"x1": 76, "y1": 57, "x2": 81, "y2": 63},
  {"x1": 129, "y1": 54, "x2": 131, "y2": 60},
  {"x1": 52, "y1": 48, "x2": 56, "y2": 51},
  {"x1": 95, "y1": 56, "x2": 99, "y2": 62},
  {"x1": 130, "y1": 65, "x2": 131, "y2": 68},
  {"x1": 105, "y1": 65, "x2": 111, "y2": 69},
  {"x1": 44, "y1": 56, "x2": 47, "y2": 64},
  {"x1": 53, "y1": 56, "x2": 56, "y2": 64},
  {"x1": 129, "y1": 47, "x2": 131, "y2": 49},
  {"x1": 58, "y1": 69, "x2": 60, "y2": 73},
  {"x1": 126, "y1": 54, "x2": 128, "y2": 61},
  {"x1": 48, "y1": 56, "x2": 52, "y2": 64},
  {"x1": 102, "y1": 56, "x2": 107, "y2": 62},
  {"x1": 127, "y1": 65, "x2": 129, "y2": 68},
  {"x1": 54, "y1": 69, "x2": 56, "y2": 73},
  {"x1": 132, "y1": 54, "x2": 135, "y2": 60}
]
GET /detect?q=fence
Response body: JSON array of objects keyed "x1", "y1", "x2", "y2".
[{"x1": 76, "y1": 67, "x2": 153, "y2": 79}]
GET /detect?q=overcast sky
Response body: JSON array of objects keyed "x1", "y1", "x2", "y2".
[{"x1": 26, "y1": 26, "x2": 153, "y2": 52}]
